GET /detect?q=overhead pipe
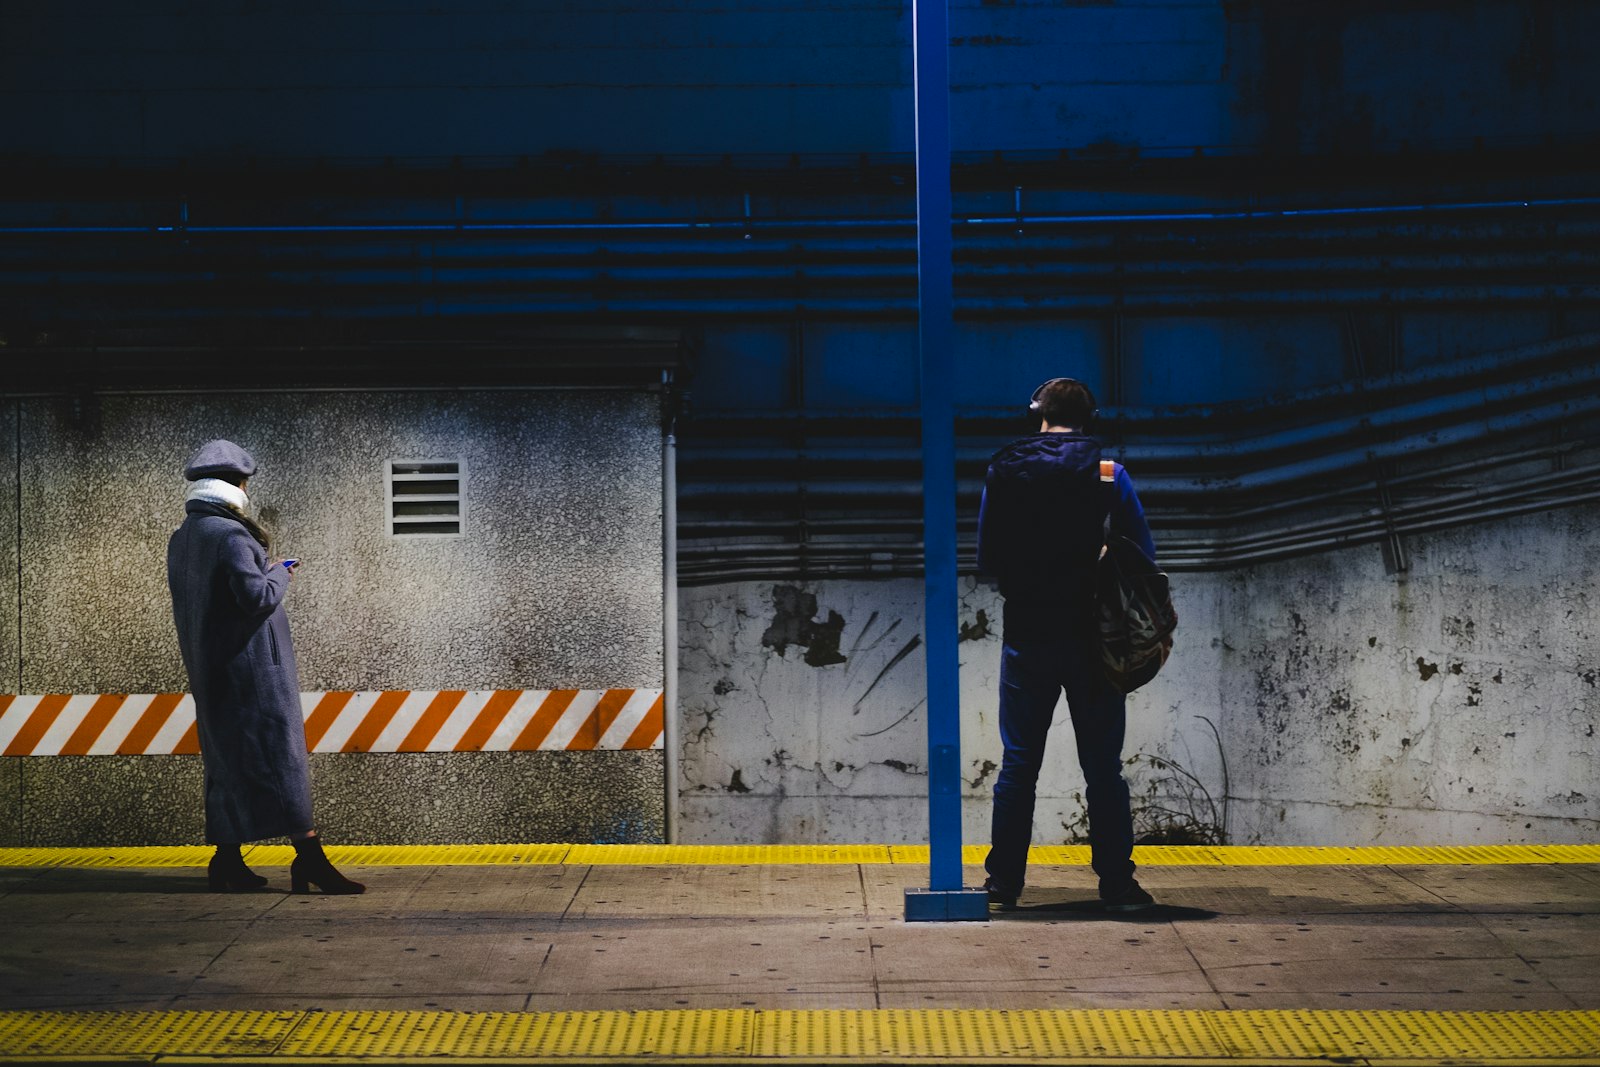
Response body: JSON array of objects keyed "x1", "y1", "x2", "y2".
[
  {"x1": 1167, "y1": 462, "x2": 1600, "y2": 558},
  {"x1": 1144, "y1": 391, "x2": 1600, "y2": 496},
  {"x1": 5, "y1": 194, "x2": 1599, "y2": 239},
  {"x1": 680, "y1": 359, "x2": 1598, "y2": 472},
  {"x1": 1176, "y1": 484, "x2": 1600, "y2": 570},
  {"x1": 676, "y1": 389, "x2": 1600, "y2": 503},
  {"x1": 14, "y1": 245, "x2": 1600, "y2": 292},
  {"x1": 10, "y1": 288, "x2": 1600, "y2": 325},
  {"x1": 1159, "y1": 438, "x2": 1587, "y2": 526},
  {"x1": 679, "y1": 330, "x2": 1598, "y2": 436},
  {"x1": 691, "y1": 338, "x2": 1599, "y2": 438},
  {"x1": 679, "y1": 463, "x2": 1600, "y2": 560},
  {"x1": 677, "y1": 434, "x2": 1586, "y2": 538},
  {"x1": 12, "y1": 219, "x2": 1600, "y2": 275},
  {"x1": 674, "y1": 457, "x2": 1600, "y2": 576},
  {"x1": 676, "y1": 469, "x2": 1600, "y2": 581}
]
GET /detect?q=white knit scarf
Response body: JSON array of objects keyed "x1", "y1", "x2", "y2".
[{"x1": 184, "y1": 477, "x2": 250, "y2": 512}]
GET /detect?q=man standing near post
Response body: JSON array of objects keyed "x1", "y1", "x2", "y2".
[{"x1": 976, "y1": 378, "x2": 1157, "y2": 912}]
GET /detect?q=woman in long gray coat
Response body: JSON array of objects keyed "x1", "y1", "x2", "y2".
[{"x1": 167, "y1": 439, "x2": 364, "y2": 895}]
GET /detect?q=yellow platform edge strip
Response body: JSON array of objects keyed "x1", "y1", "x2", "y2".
[
  {"x1": 0, "y1": 842, "x2": 1596, "y2": 869},
  {"x1": 2, "y1": 1009, "x2": 1599, "y2": 1063}
]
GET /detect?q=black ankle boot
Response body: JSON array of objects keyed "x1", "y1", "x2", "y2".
[
  {"x1": 208, "y1": 843, "x2": 269, "y2": 892},
  {"x1": 290, "y1": 836, "x2": 365, "y2": 895}
]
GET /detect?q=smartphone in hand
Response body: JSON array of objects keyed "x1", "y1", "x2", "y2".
[{"x1": 282, "y1": 558, "x2": 300, "y2": 570}]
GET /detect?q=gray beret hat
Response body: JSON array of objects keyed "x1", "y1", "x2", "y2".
[{"x1": 183, "y1": 439, "x2": 257, "y2": 480}]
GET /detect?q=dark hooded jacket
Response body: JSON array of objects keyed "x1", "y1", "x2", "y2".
[
  {"x1": 977, "y1": 432, "x2": 1155, "y2": 629},
  {"x1": 167, "y1": 500, "x2": 312, "y2": 843}
]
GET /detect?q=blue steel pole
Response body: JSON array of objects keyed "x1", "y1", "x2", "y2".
[{"x1": 905, "y1": 0, "x2": 985, "y2": 922}]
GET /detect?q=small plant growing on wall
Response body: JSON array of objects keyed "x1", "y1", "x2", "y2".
[{"x1": 1059, "y1": 716, "x2": 1229, "y2": 846}]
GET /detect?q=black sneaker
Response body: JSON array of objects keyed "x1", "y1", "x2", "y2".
[
  {"x1": 983, "y1": 880, "x2": 1018, "y2": 912},
  {"x1": 1100, "y1": 880, "x2": 1154, "y2": 912}
]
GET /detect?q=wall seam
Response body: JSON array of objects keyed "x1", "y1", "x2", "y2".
[
  {"x1": 13, "y1": 400, "x2": 20, "y2": 689},
  {"x1": 14, "y1": 400, "x2": 23, "y2": 845}
]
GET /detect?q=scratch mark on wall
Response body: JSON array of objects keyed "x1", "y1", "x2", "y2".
[
  {"x1": 847, "y1": 611, "x2": 901, "y2": 659},
  {"x1": 852, "y1": 634, "x2": 922, "y2": 714},
  {"x1": 857, "y1": 696, "x2": 926, "y2": 739}
]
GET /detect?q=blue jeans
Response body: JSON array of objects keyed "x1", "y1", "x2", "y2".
[{"x1": 985, "y1": 616, "x2": 1136, "y2": 897}]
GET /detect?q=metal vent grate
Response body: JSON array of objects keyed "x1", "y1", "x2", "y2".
[{"x1": 387, "y1": 459, "x2": 464, "y2": 537}]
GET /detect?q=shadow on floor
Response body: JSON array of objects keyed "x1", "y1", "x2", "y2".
[
  {"x1": 1000, "y1": 899, "x2": 1220, "y2": 922},
  {"x1": 8, "y1": 872, "x2": 246, "y2": 894}
]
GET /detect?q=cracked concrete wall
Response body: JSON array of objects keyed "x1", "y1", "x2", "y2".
[
  {"x1": 1219, "y1": 503, "x2": 1600, "y2": 845},
  {"x1": 677, "y1": 505, "x2": 1599, "y2": 845},
  {"x1": 678, "y1": 575, "x2": 1227, "y2": 845}
]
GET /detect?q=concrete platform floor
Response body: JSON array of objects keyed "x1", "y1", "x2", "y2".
[{"x1": 1, "y1": 845, "x2": 1598, "y2": 1064}]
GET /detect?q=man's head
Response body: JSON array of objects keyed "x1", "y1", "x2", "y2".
[{"x1": 1029, "y1": 377, "x2": 1097, "y2": 431}]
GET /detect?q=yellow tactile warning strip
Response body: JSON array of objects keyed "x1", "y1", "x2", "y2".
[
  {"x1": 3, "y1": 1009, "x2": 1600, "y2": 1063},
  {"x1": 0, "y1": 842, "x2": 1596, "y2": 869}
]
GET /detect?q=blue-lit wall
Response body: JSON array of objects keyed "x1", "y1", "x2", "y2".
[
  {"x1": 4, "y1": 1, "x2": 1596, "y2": 159},
  {"x1": 3, "y1": 0, "x2": 1597, "y2": 847}
]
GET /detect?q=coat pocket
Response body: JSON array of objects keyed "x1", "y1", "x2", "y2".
[{"x1": 267, "y1": 620, "x2": 282, "y2": 665}]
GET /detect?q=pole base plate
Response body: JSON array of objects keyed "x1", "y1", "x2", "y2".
[{"x1": 903, "y1": 887, "x2": 990, "y2": 922}]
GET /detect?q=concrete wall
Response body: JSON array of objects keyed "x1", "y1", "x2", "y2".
[
  {"x1": 678, "y1": 505, "x2": 1600, "y2": 846},
  {"x1": 1219, "y1": 503, "x2": 1600, "y2": 844},
  {"x1": 4, "y1": 389, "x2": 665, "y2": 845},
  {"x1": 678, "y1": 574, "x2": 1227, "y2": 846}
]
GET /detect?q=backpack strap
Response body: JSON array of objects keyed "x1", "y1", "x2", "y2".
[{"x1": 1099, "y1": 459, "x2": 1116, "y2": 556}]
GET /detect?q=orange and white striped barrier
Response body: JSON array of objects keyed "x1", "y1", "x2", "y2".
[{"x1": 0, "y1": 689, "x2": 664, "y2": 757}]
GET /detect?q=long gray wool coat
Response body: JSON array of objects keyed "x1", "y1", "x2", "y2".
[{"x1": 167, "y1": 500, "x2": 313, "y2": 842}]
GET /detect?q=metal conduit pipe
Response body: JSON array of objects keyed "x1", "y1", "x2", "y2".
[
  {"x1": 678, "y1": 438, "x2": 1589, "y2": 540},
  {"x1": 11, "y1": 238, "x2": 1599, "y2": 291},
  {"x1": 1169, "y1": 463, "x2": 1600, "y2": 557},
  {"x1": 681, "y1": 360, "x2": 1599, "y2": 472},
  {"x1": 23, "y1": 241, "x2": 1600, "y2": 284},
  {"x1": 1149, "y1": 391, "x2": 1600, "y2": 495},
  {"x1": 677, "y1": 389, "x2": 1600, "y2": 504},
  {"x1": 1193, "y1": 440, "x2": 1589, "y2": 523},
  {"x1": 5, "y1": 285, "x2": 1584, "y2": 314},
  {"x1": 16, "y1": 247, "x2": 1600, "y2": 292},
  {"x1": 1177, "y1": 486, "x2": 1600, "y2": 570},
  {"x1": 676, "y1": 474, "x2": 1600, "y2": 581},
  {"x1": 10, "y1": 212, "x2": 1600, "y2": 276},
  {"x1": 686, "y1": 328, "x2": 1600, "y2": 430},
  {"x1": 16, "y1": 286, "x2": 1598, "y2": 319},
  {"x1": 675, "y1": 438, "x2": 1600, "y2": 579},
  {"x1": 5, "y1": 193, "x2": 1598, "y2": 240},
  {"x1": 680, "y1": 466, "x2": 1600, "y2": 566}
]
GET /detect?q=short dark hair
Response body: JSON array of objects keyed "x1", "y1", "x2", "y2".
[{"x1": 1034, "y1": 378, "x2": 1097, "y2": 429}]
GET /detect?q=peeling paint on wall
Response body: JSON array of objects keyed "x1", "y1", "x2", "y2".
[
  {"x1": 958, "y1": 609, "x2": 993, "y2": 642},
  {"x1": 761, "y1": 585, "x2": 847, "y2": 667},
  {"x1": 681, "y1": 505, "x2": 1600, "y2": 846}
]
